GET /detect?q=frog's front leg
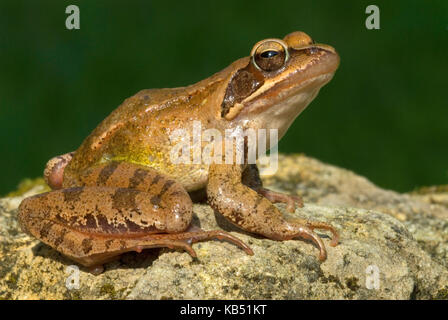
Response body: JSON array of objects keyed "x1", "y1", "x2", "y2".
[
  {"x1": 18, "y1": 162, "x2": 252, "y2": 269},
  {"x1": 242, "y1": 164, "x2": 303, "y2": 212},
  {"x1": 207, "y1": 163, "x2": 339, "y2": 261}
]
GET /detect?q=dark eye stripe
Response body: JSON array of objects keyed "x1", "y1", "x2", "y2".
[{"x1": 260, "y1": 50, "x2": 279, "y2": 58}]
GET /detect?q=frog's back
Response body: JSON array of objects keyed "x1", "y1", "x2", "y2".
[
  {"x1": 62, "y1": 61, "x2": 243, "y2": 188},
  {"x1": 63, "y1": 88, "x2": 183, "y2": 176}
]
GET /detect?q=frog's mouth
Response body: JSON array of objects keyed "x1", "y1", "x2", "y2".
[{"x1": 237, "y1": 47, "x2": 340, "y2": 118}]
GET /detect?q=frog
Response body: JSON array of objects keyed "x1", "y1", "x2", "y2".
[{"x1": 18, "y1": 31, "x2": 340, "y2": 272}]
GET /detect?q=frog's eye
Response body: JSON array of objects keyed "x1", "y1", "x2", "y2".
[{"x1": 251, "y1": 40, "x2": 289, "y2": 72}]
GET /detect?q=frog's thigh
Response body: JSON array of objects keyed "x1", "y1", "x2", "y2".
[
  {"x1": 67, "y1": 162, "x2": 195, "y2": 233},
  {"x1": 19, "y1": 166, "x2": 193, "y2": 266},
  {"x1": 63, "y1": 162, "x2": 194, "y2": 231},
  {"x1": 64, "y1": 161, "x2": 180, "y2": 193}
]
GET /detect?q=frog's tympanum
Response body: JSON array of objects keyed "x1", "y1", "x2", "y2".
[{"x1": 18, "y1": 31, "x2": 340, "y2": 272}]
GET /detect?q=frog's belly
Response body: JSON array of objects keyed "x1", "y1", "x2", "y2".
[
  {"x1": 110, "y1": 157, "x2": 209, "y2": 191},
  {"x1": 103, "y1": 143, "x2": 210, "y2": 191}
]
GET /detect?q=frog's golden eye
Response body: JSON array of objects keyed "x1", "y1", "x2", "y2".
[{"x1": 251, "y1": 39, "x2": 289, "y2": 72}]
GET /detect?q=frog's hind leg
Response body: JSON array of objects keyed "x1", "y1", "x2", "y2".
[
  {"x1": 18, "y1": 185, "x2": 252, "y2": 269},
  {"x1": 19, "y1": 162, "x2": 252, "y2": 270}
]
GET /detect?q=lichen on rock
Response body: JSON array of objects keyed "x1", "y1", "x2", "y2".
[{"x1": 0, "y1": 154, "x2": 447, "y2": 299}]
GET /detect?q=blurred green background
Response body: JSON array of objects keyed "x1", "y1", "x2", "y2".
[{"x1": 0, "y1": 0, "x2": 447, "y2": 195}]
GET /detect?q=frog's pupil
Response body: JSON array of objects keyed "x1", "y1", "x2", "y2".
[{"x1": 261, "y1": 50, "x2": 278, "y2": 58}]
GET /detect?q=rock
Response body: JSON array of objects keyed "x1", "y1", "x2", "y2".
[
  {"x1": 259, "y1": 155, "x2": 448, "y2": 269},
  {"x1": 0, "y1": 154, "x2": 447, "y2": 299}
]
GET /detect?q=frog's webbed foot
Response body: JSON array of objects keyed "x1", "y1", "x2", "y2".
[
  {"x1": 257, "y1": 188, "x2": 303, "y2": 212},
  {"x1": 67, "y1": 228, "x2": 253, "y2": 273},
  {"x1": 83, "y1": 229, "x2": 253, "y2": 275},
  {"x1": 99, "y1": 229, "x2": 254, "y2": 265},
  {"x1": 81, "y1": 239, "x2": 201, "y2": 275},
  {"x1": 146, "y1": 227, "x2": 254, "y2": 257}
]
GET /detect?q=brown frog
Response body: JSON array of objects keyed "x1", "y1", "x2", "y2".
[{"x1": 18, "y1": 31, "x2": 340, "y2": 272}]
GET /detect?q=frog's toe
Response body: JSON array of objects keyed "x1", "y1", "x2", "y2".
[
  {"x1": 162, "y1": 240, "x2": 198, "y2": 257},
  {"x1": 288, "y1": 225, "x2": 328, "y2": 261},
  {"x1": 258, "y1": 188, "x2": 304, "y2": 212},
  {"x1": 290, "y1": 218, "x2": 339, "y2": 247},
  {"x1": 182, "y1": 228, "x2": 254, "y2": 256},
  {"x1": 134, "y1": 228, "x2": 253, "y2": 257},
  {"x1": 285, "y1": 220, "x2": 339, "y2": 261},
  {"x1": 307, "y1": 221, "x2": 339, "y2": 247}
]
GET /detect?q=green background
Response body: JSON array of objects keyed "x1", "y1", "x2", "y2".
[{"x1": 0, "y1": 0, "x2": 447, "y2": 195}]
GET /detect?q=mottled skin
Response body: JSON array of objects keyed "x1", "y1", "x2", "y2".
[{"x1": 18, "y1": 31, "x2": 340, "y2": 270}]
